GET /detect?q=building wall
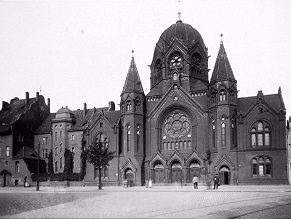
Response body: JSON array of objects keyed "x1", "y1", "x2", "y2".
[
  {"x1": 34, "y1": 133, "x2": 52, "y2": 172},
  {"x1": 68, "y1": 131, "x2": 83, "y2": 173}
]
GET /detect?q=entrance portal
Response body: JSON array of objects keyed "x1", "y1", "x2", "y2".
[
  {"x1": 171, "y1": 161, "x2": 182, "y2": 183},
  {"x1": 219, "y1": 166, "x2": 230, "y2": 185},
  {"x1": 153, "y1": 161, "x2": 165, "y2": 183}
]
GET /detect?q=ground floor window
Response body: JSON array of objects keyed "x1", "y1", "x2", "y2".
[
  {"x1": 252, "y1": 156, "x2": 271, "y2": 177},
  {"x1": 95, "y1": 166, "x2": 108, "y2": 179}
]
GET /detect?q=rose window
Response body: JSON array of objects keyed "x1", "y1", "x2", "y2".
[{"x1": 164, "y1": 112, "x2": 190, "y2": 138}]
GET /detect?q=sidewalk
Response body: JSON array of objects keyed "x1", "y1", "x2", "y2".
[{"x1": 1, "y1": 184, "x2": 291, "y2": 193}]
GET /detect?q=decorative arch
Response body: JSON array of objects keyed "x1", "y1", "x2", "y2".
[
  {"x1": 150, "y1": 151, "x2": 167, "y2": 168},
  {"x1": 167, "y1": 149, "x2": 185, "y2": 167},
  {"x1": 186, "y1": 150, "x2": 204, "y2": 167},
  {"x1": 214, "y1": 154, "x2": 235, "y2": 172}
]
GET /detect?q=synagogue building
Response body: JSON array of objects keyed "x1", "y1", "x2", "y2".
[{"x1": 0, "y1": 18, "x2": 288, "y2": 186}]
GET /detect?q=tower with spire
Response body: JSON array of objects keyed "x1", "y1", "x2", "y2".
[
  {"x1": 209, "y1": 35, "x2": 237, "y2": 154},
  {"x1": 119, "y1": 51, "x2": 145, "y2": 185}
]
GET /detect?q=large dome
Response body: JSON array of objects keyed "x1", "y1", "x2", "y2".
[{"x1": 156, "y1": 20, "x2": 205, "y2": 51}]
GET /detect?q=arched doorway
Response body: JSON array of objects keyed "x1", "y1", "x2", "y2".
[
  {"x1": 3, "y1": 173, "x2": 10, "y2": 187},
  {"x1": 219, "y1": 165, "x2": 230, "y2": 185},
  {"x1": 153, "y1": 161, "x2": 165, "y2": 183},
  {"x1": 1, "y1": 170, "x2": 11, "y2": 187},
  {"x1": 125, "y1": 168, "x2": 134, "y2": 180},
  {"x1": 188, "y1": 160, "x2": 201, "y2": 182},
  {"x1": 171, "y1": 161, "x2": 182, "y2": 183}
]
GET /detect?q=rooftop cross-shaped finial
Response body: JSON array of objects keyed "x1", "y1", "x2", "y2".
[{"x1": 131, "y1": 49, "x2": 134, "y2": 58}]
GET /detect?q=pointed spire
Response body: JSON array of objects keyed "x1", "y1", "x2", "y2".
[
  {"x1": 211, "y1": 35, "x2": 236, "y2": 83},
  {"x1": 122, "y1": 51, "x2": 144, "y2": 95}
]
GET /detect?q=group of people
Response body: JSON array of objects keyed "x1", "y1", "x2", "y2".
[{"x1": 192, "y1": 174, "x2": 220, "y2": 190}]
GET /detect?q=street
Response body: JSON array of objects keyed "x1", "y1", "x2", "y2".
[{"x1": 1, "y1": 185, "x2": 291, "y2": 218}]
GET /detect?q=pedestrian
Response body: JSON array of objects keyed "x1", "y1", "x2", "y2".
[
  {"x1": 192, "y1": 175, "x2": 199, "y2": 189},
  {"x1": 206, "y1": 174, "x2": 212, "y2": 190},
  {"x1": 213, "y1": 174, "x2": 220, "y2": 190}
]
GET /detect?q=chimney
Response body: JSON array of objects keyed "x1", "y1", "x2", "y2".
[
  {"x1": 25, "y1": 92, "x2": 29, "y2": 104},
  {"x1": 108, "y1": 101, "x2": 115, "y2": 111},
  {"x1": 2, "y1": 101, "x2": 8, "y2": 110},
  {"x1": 83, "y1": 103, "x2": 87, "y2": 116},
  {"x1": 47, "y1": 98, "x2": 50, "y2": 111},
  {"x1": 36, "y1": 92, "x2": 39, "y2": 102}
]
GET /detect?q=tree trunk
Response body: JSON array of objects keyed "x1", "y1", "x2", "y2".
[{"x1": 98, "y1": 167, "x2": 102, "y2": 190}]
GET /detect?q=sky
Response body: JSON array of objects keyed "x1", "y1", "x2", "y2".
[{"x1": 1, "y1": 0, "x2": 291, "y2": 117}]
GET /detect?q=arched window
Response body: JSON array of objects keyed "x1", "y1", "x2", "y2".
[
  {"x1": 212, "y1": 119, "x2": 216, "y2": 148},
  {"x1": 211, "y1": 92, "x2": 216, "y2": 105},
  {"x1": 95, "y1": 133, "x2": 109, "y2": 148},
  {"x1": 136, "y1": 124, "x2": 141, "y2": 152},
  {"x1": 221, "y1": 118, "x2": 226, "y2": 148},
  {"x1": 135, "y1": 100, "x2": 141, "y2": 112},
  {"x1": 6, "y1": 146, "x2": 9, "y2": 157},
  {"x1": 120, "y1": 101, "x2": 124, "y2": 113},
  {"x1": 219, "y1": 90, "x2": 227, "y2": 101},
  {"x1": 191, "y1": 53, "x2": 204, "y2": 75},
  {"x1": 127, "y1": 124, "x2": 131, "y2": 152},
  {"x1": 169, "y1": 53, "x2": 183, "y2": 75},
  {"x1": 126, "y1": 100, "x2": 132, "y2": 111},
  {"x1": 230, "y1": 90, "x2": 235, "y2": 102},
  {"x1": 250, "y1": 121, "x2": 271, "y2": 147},
  {"x1": 252, "y1": 156, "x2": 272, "y2": 177},
  {"x1": 154, "y1": 59, "x2": 162, "y2": 83}
]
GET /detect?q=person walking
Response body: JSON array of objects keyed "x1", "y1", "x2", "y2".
[
  {"x1": 192, "y1": 175, "x2": 199, "y2": 189},
  {"x1": 213, "y1": 174, "x2": 220, "y2": 190}
]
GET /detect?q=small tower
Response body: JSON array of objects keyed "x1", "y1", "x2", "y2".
[
  {"x1": 120, "y1": 51, "x2": 145, "y2": 157},
  {"x1": 51, "y1": 107, "x2": 75, "y2": 173},
  {"x1": 209, "y1": 35, "x2": 237, "y2": 153}
]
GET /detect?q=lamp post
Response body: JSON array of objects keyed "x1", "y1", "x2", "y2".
[{"x1": 36, "y1": 142, "x2": 40, "y2": 191}]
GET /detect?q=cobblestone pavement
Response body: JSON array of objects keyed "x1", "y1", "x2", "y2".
[{"x1": 1, "y1": 185, "x2": 291, "y2": 218}]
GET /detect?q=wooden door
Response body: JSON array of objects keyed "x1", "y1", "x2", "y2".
[
  {"x1": 154, "y1": 168, "x2": 164, "y2": 183},
  {"x1": 171, "y1": 168, "x2": 182, "y2": 183}
]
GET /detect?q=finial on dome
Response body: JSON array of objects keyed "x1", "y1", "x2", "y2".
[
  {"x1": 131, "y1": 49, "x2": 134, "y2": 58},
  {"x1": 220, "y1": 33, "x2": 223, "y2": 44},
  {"x1": 177, "y1": 0, "x2": 182, "y2": 22}
]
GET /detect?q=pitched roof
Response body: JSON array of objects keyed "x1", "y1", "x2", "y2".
[
  {"x1": 34, "y1": 107, "x2": 108, "y2": 134},
  {"x1": 34, "y1": 113, "x2": 56, "y2": 134},
  {"x1": 122, "y1": 57, "x2": 144, "y2": 95},
  {"x1": 0, "y1": 97, "x2": 37, "y2": 133},
  {"x1": 104, "y1": 110, "x2": 122, "y2": 125},
  {"x1": 211, "y1": 41, "x2": 236, "y2": 83},
  {"x1": 238, "y1": 93, "x2": 284, "y2": 114}
]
